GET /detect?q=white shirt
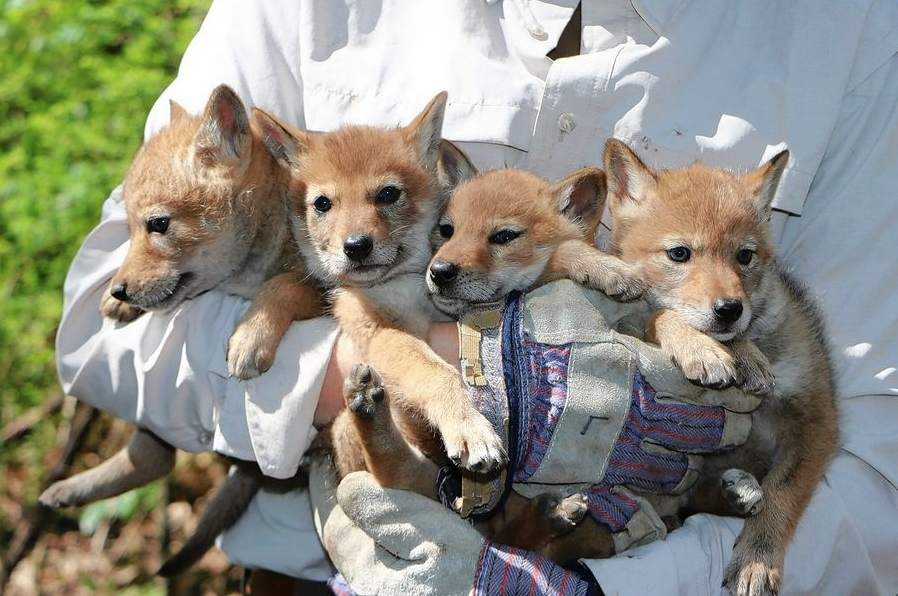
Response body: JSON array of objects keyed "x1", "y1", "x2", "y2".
[{"x1": 57, "y1": 0, "x2": 898, "y2": 592}]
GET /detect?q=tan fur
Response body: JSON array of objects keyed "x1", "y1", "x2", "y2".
[
  {"x1": 427, "y1": 167, "x2": 644, "y2": 316},
  {"x1": 604, "y1": 139, "x2": 839, "y2": 596},
  {"x1": 327, "y1": 165, "x2": 643, "y2": 563},
  {"x1": 258, "y1": 93, "x2": 508, "y2": 474},
  {"x1": 42, "y1": 85, "x2": 324, "y2": 575}
]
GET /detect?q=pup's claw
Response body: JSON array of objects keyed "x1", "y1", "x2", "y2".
[
  {"x1": 344, "y1": 364, "x2": 386, "y2": 420},
  {"x1": 442, "y1": 410, "x2": 507, "y2": 473},
  {"x1": 720, "y1": 469, "x2": 764, "y2": 517}
]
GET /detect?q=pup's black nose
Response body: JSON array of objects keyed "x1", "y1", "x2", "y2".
[
  {"x1": 429, "y1": 261, "x2": 459, "y2": 288},
  {"x1": 343, "y1": 235, "x2": 373, "y2": 262},
  {"x1": 110, "y1": 282, "x2": 130, "y2": 302},
  {"x1": 713, "y1": 299, "x2": 743, "y2": 325}
]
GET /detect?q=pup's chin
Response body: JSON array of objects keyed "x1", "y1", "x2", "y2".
[
  {"x1": 338, "y1": 264, "x2": 393, "y2": 287},
  {"x1": 706, "y1": 318, "x2": 750, "y2": 342},
  {"x1": 136, "y1": 272, "x2": 197, "y2": 312},
  {"x1": 429, "y1": 293, "x2": 471, "y2": 318}
]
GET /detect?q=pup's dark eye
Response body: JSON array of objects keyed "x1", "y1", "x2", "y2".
[
  {"x1": 438, "y1": 223, "x2": 454, "y2": 239},
  {"x1": 146, "y1": 216, "x2": 170, "y2": 234},
  {"x1": 489, "y1": 229, "x2": 521, "y2": 245},
  {"x1": 376, "y1": 185, "x2": 401, "y2": 204},
  {"x1": 667, "y1": 246, "x2": 691, "y2": 262},
  {"x1": 736, "y1": 248, "x2": 755, "y2": 265},
  {"x1": 313, "y1": 196, "x2": 332, "y2": 213}
]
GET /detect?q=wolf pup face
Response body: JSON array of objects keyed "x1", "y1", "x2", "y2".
[
  {"x1": 604, "y1": 139, "x2": 789, "y2": 341},
  {"x1": 427, "y1": 168, "x2": 605, "y2": 316},
  {"x1": 110, "y1": 85, "x2": 261, "y2": 312},
  {"x1": 254, "y1": 93, "x2": 472, "y2": 288}
]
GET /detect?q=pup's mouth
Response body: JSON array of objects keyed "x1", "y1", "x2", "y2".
[
  {"x1": 339, "y1": 245, "x2": 411, "y2": 286},
  {"x1": 139, "y1": 272, "x2": 196, "y2": 311}
]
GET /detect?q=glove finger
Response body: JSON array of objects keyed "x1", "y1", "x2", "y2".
[
  {"x1": 336, "y1": 471, "x2": 484, "y2": 561},
  {"x1": 604, "y1": 437, "x2": 695, "y2": 494},
  {"x1": 308, "y1": 455, "x2": 341, "y2": 541},
  {"x1": 630, "y1": 379, "x2": 737, "y2": 451}
]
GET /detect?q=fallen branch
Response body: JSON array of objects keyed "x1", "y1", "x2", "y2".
[{"x1": 0, "y1": 401, "x2": 98, "y2": 591}]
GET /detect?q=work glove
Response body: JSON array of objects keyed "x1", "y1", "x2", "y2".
[
  {"x1": 447, "y1": 281, "x2": 760, "y2": 550},
  {"x1": 309, "y1": 456, "x2": 598, "y2": 596}
]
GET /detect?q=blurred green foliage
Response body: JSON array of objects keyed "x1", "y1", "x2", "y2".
[{"x1": 0, "y1": 0, "x2": 209, "y2": 420}]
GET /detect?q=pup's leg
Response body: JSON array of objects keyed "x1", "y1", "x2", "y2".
[
  {"x1": 646, "y1": 309, "x2": 741, "y2": 389},
  {"x1": 334, "y1": 292, "x2": 506, "y2": 474},
  {"x1": 541, "y1": 239, "x2": 645, "y2": 302},
  {"x1": 723, "y1": 396, "x2": 838, "y2": 596},
  {"x1": 490, "y1": 491, "x2": 589, "y2": 554},
  {"x1": 40, "y1": 428, "x2": 175, "y2": 508},
  {"x1": 344, "y1": 363, "x2": 439, "y2": 498},
  {"x1": 227, "y1": 273, "x2": 324, "y2": 380}
]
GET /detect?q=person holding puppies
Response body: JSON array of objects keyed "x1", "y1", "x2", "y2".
[{"x1": 57, "y1": 1, "x2": 898, "y2": 594}]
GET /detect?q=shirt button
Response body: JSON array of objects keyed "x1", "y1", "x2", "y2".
[
  {"x1": 558, "y1": 112, "x2": 576, "y2": 134},
  {"x1": 198, "y1": 430, "x2": 213, "y2": 445}
]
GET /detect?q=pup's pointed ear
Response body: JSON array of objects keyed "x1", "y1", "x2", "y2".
[
  {"x1": 169, "y1": 100, "x2": 190, "y2": 125},
  {"x1": 548, "y1": 167, "x2": 607, "y2": 235},
  {"x1": 745, "y1": 149, "x2": 789, "y2": 216},
  {"x1": 404, "y1": 91, "x2": 448, "y2": 170},
  {"x1": 603, "y1": 139, "x2": 655, "y2": 208},
  {"x1": 436, "y1": 140, "x2": 477, "y2": 189},
  {"x1": 195, "y1": 84, "x2": 251, "y2": 165},
  {"x1": 252, "y1": 107, "x2": 312, "y2": 167}
]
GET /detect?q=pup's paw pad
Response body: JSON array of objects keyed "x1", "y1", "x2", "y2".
[
  {"x1": 100, "y1": 293, "x2": 143, "y2": 323},
  {"x1": 720, "y1": 469, "x2": 764, "y2": 517},
  {"x1": 674, "y1": 343, "x2": 741, "y2": 389},
  {"x1": 343, "y1": 363, "x2": 385, "y2": 419},
  {"x1": 39, "y1": 481, "x2": 81, "y2": 509},
  {"x1": 723, "y1": 548, "x2": 782, "y2": 596},
  {"x1": 227, "y1": 325, "x2": 277, "y2": 380},
  {"x1": 537, "y1": 492, "x2": 589, "y2": 533},
  {"x1": 443, "y1": 413, "x2": 507, "y2": 473}
]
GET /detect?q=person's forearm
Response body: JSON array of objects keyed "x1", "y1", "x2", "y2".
[{"x1": 314, "y1": 322, "x2": 461, "y2": 427}]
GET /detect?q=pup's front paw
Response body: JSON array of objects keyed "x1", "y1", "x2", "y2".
[
  {"x1": 343, "y1": 363, "x2": 386, "y2": 419},
  {"x1": 101, "y1": 292, "x2": 143, "y2": 323},
  {"x1": 442, "y1": 409, "x2": 507, "y2": 473},
  {"x1": 583, "y1": 261, "x2": 645, "y2": 302},
  {"x1": 536, "y1": 492, "x2": 589, "y2": 535},
  {"x1": 227, "y1": 322, "x2": 279, "y2": 380},
  {"x1": 720, "y1": 469, "x2": 764, "y2": 517},
  {"x1": 732, "y1": 340, "x2": 776, "y2": 396},
  {"x1": 670, "y1": 337, "x2": 741, "y2": 389},
  {"x1": 723, "y1": 541, "x2": 783, "y2": 596}
]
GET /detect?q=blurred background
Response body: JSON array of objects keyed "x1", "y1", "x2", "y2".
[{"x1": 0, "y1": 1, "x2": 248, "y2": 594}]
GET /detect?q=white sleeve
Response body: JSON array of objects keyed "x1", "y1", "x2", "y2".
[
  {"x1": 55, "y1": 0, "x2": 338, "y2": 479},
  {"x1": 585, "y1": 39, "x2": 898, "y2": 596}
]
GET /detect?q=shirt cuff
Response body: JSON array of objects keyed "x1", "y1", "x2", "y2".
[
  {"x1": 581, "y1": 514, "x2": 742, "y2": 596},
  {"x1": 213, "y1": 316, "x2": 339, "y2": 479}
]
